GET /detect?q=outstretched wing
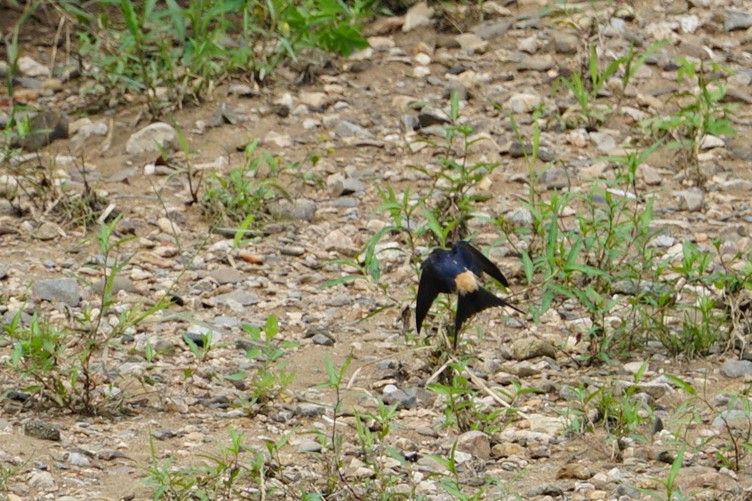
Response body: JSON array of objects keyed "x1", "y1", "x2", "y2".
[
  {"x1": 416, "y1": 266, "x2": 444, "y2": 334},
  {"x1": 455, "y1": 241, "x2": 509, "y2": 287}
]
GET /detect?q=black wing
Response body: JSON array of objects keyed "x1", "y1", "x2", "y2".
[
  {"x1": 416, "y1": 264, "x2": 449, "y2": 334},
  {"x1": 455, "y1": 241, "x2": 509, "y2": 287}
]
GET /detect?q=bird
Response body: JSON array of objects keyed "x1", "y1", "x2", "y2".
[{"x1": 416, "y1": 241, "x2": 522, "y2": 343}]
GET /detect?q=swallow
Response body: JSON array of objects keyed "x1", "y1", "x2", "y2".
[{"x1": 416, "y1": 241, "x2": 522, "y2": 341}]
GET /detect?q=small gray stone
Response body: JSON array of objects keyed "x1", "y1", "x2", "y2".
[
  {"x1": 506, "y1": 93, "x2": 541, "y2": 114},
  {"x1": 92, "y1": 276, "x2": 135, "y2": 294},
  {"x1": 268, "y1": 198, "x2": 317, "y2": 222},
  {"x1": 18, "y1": 56, "x2": 50, "y2": 78},
  {"x1": 209, "y1": 267, "x2": 243, "y2": 285},
  {"x1": 455, "y1": 33, "x2": 488, "y2": 53},
  {"x1": 510, "y1": 338, "x2": 557, "y2": 361},
  {"x1": 34, "y1": 222, "x2": 59, "y2": 241},
  {"x1": 214, "y1": 289, "x2": 259, "y2": 307},
  {"x1": 724, "y1": 9, "x2": 752, "y2": 32},
  {"x1": 33, "y1": 278, "x2": 80, "y2": 307},
  {"x1": 311, "y1": 333, "x2": 335, "y2": 346},
  {"x1": 295, "y1": 403, "x2": 326, "y2": 417},
  {"x1": 67, "y1": 452, "x2": 91, "y2": 467},
  {"x1": 400, "y1": 114, "x2": 420, "y2": 132},
  {"x1": 383, "y1": 384, "x2": 416, "y2": 409},
  {"x1": 184, "y1": 324, "x2": 223, "y2": 347},
  {"x1": 472, "y1": 20, "x2": 511, "y2": 41},
  {"x1": 125, "y1": 122, "x2": 178, "y2": 155},
  {"x1": 553, "y1": 32, "x2": 578, "y2": 54},
  {"x1": 674, "y1": 189, "x2": 704, "y2": 212},
  {"x1": 509, "y1": 207, "x2": 533, "y2": 227},
  {"x1": 418, "y1": 108, "x2": 451, "y2": 128},
  {"x1": 297, "y1": 439, "x2": 323, "y2": 453},
  {"x1": 518, "y1": 55, "x2": 554, "y2": 72},
  {"x1": 457, "y1": 430, "x2": 491, "y2": 460},
  {"x1": 721, "y1": 359, "x2": 752, "y2": 378},
  {"x1": 25, "y1": 420, "x2": 61, "y2": 441},
  {"x1": 712, "y1": 409, "x2": 752, "y2": 430},
  {"x1": 334, "y1": 120, "x2": 373, "y2": 139},
  {"x1": 403, "y1": 1, "x2": 434, "y2": 32},
  {"x1": 539, "y1": 167, "x2": 569, "y2": 189},
  {"x1": 17, "y1": 111, "x2": 69, "y2": 151},
  {"x1": 28, "y1": 470, "x2": 56, "y2": 489},
  {"x1": 589, "y1": 132, "x2": 617, "y2": 153}
]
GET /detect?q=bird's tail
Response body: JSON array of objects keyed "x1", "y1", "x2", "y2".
[{"x1": 455, "y1": 288, "x2": 523, "y2": 345}]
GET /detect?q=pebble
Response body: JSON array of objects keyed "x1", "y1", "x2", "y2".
[
  {"x1": 403, "y1": 2, "x2": 434, "y2": 32},
  {"x1": 126, "y1": 122, "x2": 178, "y2": 155},
  {"x1": 32, "y1": 278, "x2": 81, "y2": 307},
  {"x1": 24, "y1": 420, "x2": 61, "y2": 441},
  {"x1": 456, "y1": 430, "x2": 491, "y2": 460}
]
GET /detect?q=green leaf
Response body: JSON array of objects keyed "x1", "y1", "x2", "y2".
[{"x1": 664, "y1": 375, "x2": 696, "y2": 396}]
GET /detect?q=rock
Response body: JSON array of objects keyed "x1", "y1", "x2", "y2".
[
  {"x1": 34, "y1": 222, "x2": 60, "y2": 241},
  {"x1": 457, "y1": 430, "x2": 491, "y2": 460},
  {"x1": 417, "y1": 108, "x2": 451, "y2": 128},
  {"x1": 92, "y1": 276, "x2": 136, "y2": 294},
  {"x1": 312, "y1": 333, "x2": 335, "y2": 346},
  {"x1": 553, "y1": 32, "x2": 578, "y2": 54},
  {"x1": 383, "y1": 384, "x2": 416, "y2": 409},
  {"x1": 125, "y1": 122, "x2": 178, "y2": 155},
  {"x1": 18, "y1": 111, "x2": 69, "y2": 151},
  {"x1": 518, "y1": 55, "x2": 554, "y2": 71},
  {"x1": 295, "y1": 403, "x2": 326, "y2": 417},
  {"x1": 228, "y1": 83, "x2": 258, "y2": 96},
  {"x1": 209, "y1": 267, "x2": 244, "y2": 285},
  {"x1": 334, "y1": 120, "x2": 373, "y2": 139},
  {"x1": 509, "y1": 207, "x2": 533, "y2": 227},
  {"x1": 403, "y1": 2, "x2": 434, "y2": 32},
  {"x1": 299, "y1": 91, "x2": 329, "y2": 110},
  {"x1": 268, "y1": 198, "x2": 317, "y2": 222},
  {"x1": 674, "y1": 189, "x2": 704, "y2": 212},
  {"x1": 323, "y1": 229, "x2": 355, "y2": 254},
  {"x1": 183, "y1": 327, "x2": 221, "y2": 348},
  {"x1": 455, "y1": 33, "x2": 488, "y2": 53},
  {"x1": 28, "y1": 470, "x2": 56, "y2": 489},
  {"x1": 589, "y1": 132, "x2": 617, "y2": 154},
  {"x1": 721, "y1": 359, "x2": 752, "y2": 378},
  {"x1": 506, "y1": 93, "x2": 542, "y2": 113},
  {"x1": 17, "y1": 56, "x2": 51, "y2": 78},
  {"x1": 724, "y1": 9, "x2": 752, "y2": 32},
  {"x1": 70, "y1": 118, "x2": 108, "y2": 142},
  {"x1": 510, "y1": 338, "x2": 556, "y2": 360},
  {"x1": 264, "y1": 131, "x2": 292, "y2": 148},
  {"x1": 24, "y1": 420, "x2": 61, "y2": 441},
  {"x1": 297, "y1": 439, "x2": 323, "y2": 453},
  {"x1": 213, "y1": 289, "x2": 259, "y2": 307},
  {"x1": 527, "y1": 414, "x2": 565, "y2": 435},
  {"x1": 639, "y1": 165, "x2": 662, "y2": 185},
  {"x1": 33, "y1": 278, "x2": 81, "y2": 307},
  {"x1": 492, "y1": 442, "x2": 524, "y2": 458},
  {"x1": 557, "y1": 463, "x2": 592, "y2": 480},
  {"x1": 67, "y1": 452, "x2": 91, "y2": 466},
  {"x1": 470, "y1": 19, "x2": 510, "y2": 41}
]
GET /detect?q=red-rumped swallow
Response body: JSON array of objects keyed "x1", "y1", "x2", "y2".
[{"x1": 416, "y1": 241, "x2": 522, "y2": 340}]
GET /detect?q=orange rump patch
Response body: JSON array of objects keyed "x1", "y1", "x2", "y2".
[{"x1": 455, "y1": 271, "x2": 478, "y2": 295}]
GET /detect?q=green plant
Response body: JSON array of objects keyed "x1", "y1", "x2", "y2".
[
  {"x1": 201, "y1": 140, "x2": 293, "y2": 226},
  {"x1": 637, "y1": 446, "x2": 687, "y2": 501},
  {"x1": 642, "y1": 58, "x2": 737, "y2": 184},
  {"x1": 428, "y1": 359, "x2": 508, "y2": 433},
  {"x1": 145, "y1": 428, "x2": 283, "y2": 500},
  {"x1": 411, "y1": 92, "x2": 500, "y2": 246},
  {"x1": 231, "y1": 314, "x2": 298, "y2": 413},
  {"x1": 3, "y1": 216, "x2": 170, "y2": 413},
  {"x1": 64, "y1": 0, "x2": 372, "y2": 114}
]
